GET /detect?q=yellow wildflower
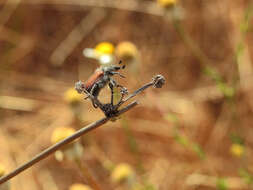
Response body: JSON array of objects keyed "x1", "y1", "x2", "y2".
[
  {"x1": 51, "y1": 127, "x2": 83, "y2": 161},
  {"x1": 111, "y1": 163, "x2": 135, "y2": 183},
  {"x1": 157, "y1": 0, "x2": 177, "y2": 8},
  {"x1": 64, "y1": 88, "x2": 82, "y2": 104},
  {"x1": 230, "y1": 143, "x2": 245, "y2": 157},
  {"x1": 0, "y1": 163, "x2": 5, "y2": 177},
  {"x1": 95, "y1": 42, "x2": 115, "y2": 55},
  {"x1": 51, "y1": 127, "x2": 76, "y2": 144},
  {"x1": 69, "y1": 183, "x2": 93, "y2": 190},
  {"x1": 115, "y1": 41, "x2": 138, "y2": 61}
]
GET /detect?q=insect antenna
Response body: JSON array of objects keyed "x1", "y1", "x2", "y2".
[{"x1": 118, "y1": 60, "x2": 126, "y2": 70}]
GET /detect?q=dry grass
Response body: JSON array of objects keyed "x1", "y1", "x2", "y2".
[{"x1": 0, "y1": 0, "x2": 253, "y2": 190}]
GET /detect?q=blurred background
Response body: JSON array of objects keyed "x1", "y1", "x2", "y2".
[{"x1": 0, "y1": 0, "x2": 253, "y2": 190}]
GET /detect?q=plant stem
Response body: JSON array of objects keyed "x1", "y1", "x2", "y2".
[{"x1": 75, "y1": 158, "x2": 102, "y2": 190}]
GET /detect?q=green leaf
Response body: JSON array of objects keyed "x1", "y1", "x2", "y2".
[
  {"x1": 239, "y1": 168, "x2": 253, "y2": 185},
  {"x1": 216, "y1": 178, "x2": 228, "y2": 190},
  {"x1": 191, "y1": 143, "x2": 206, "y2": 159}
]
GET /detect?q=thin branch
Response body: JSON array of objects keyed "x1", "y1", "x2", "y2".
[
  {"x1": 0, "y1": 74, "x2": 165, "y2": 184},
  {"x1": 0, "y1": 101, "x2": 138, "y2": 184},
  {"x1": 118, "y1": 75, "x2": 165, "y2": 107}
]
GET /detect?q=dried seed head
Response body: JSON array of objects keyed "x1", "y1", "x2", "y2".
[
  {"x1": 152, "y1": 75, "x2": 165, "y2": 88},
  {"x1": 120, "y1": 87, "x2": 128, "y2": 95},
  {"x1": 75, "y1": 81, "x2": 85, "y2": 94}
]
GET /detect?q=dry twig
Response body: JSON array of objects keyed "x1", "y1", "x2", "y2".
[
  {"x1": 0, "y1": 101, "x2": 138, "y2": 184},
  {"x1": 0, "y1": 75, "x2": 165, "y2": 184}
]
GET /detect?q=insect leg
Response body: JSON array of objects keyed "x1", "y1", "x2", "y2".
[
  {"x1": 110, "y1": 72, "x2": 125, "y2": 78},
  {"x1": 109, "y1": 80, "x2": 116, "y2": 106},
  {"x1": 110, "y1": 79, "x2": 128, "y2": 108},
  {"x1": 90, "y1": 84, "x2": 99, "y2": 108}
]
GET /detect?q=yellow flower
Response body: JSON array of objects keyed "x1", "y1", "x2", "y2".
[
  {"x1": 157, "y1": 0, "x2": 177, "y2": 8},
  {"x1": 51, "y1": 127, "x2": 76, "y2": 144},
  {"x1": 64, "y1": 88, "x2": 82, "y2": 104},
  {"x1": 230, "y1": 143, "x2": 245, "y2": 157},
  {"x1": 69, "y1": 183, "x2": 93, "y2": 190},
  {"x1": 95, "y1": 42, "x2": 115, "y2": 55},
  {"x1": 111, "y1": 163, "x2": 135, "y2": 183},
  {"x1": 0, "y1": 163, "x2": 5, "y2": 177},
  {"x1": 115, "y1": 41, "x2": 138, "y2": 61},
  {"x1": 51, "y1": 127, "x2": 83, "y2": 162}
]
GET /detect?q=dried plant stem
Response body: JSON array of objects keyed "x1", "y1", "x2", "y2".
[
  {"x1": 0, "y1": 101, "x2": 138, "y2": 184},
  {"x1": 118, "y1": 74, "x2": 165, "y2": 107},
  {"x1": 0, "y1": 0, "x2": 21, "y2": 26},
  {"x1": 10, "y1": 0, "x2": 163, "y2": 17},
  {"x1": 117, "y1": 82, "x2": 153, "y2": 107},
  {"x1": 172, "y1": 17, "x2": 212, "y2": 67},
  {"x1": 50, "y1": 8, "x2": 107, "y2": 66},
  {"x1": 75, "y1": 158, "x2": 102, "y2": 190}
]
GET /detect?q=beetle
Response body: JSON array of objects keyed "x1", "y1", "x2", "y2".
[{"x1": 76, "y1": 61, "x2": 127, "y2": 108}]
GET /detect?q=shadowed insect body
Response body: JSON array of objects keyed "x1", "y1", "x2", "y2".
[{"x1": 82, "y1": 61, "x2": 127, "y2": 108}]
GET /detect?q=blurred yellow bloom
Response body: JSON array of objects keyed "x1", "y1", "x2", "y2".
[
  {"x1": 230, "y1": 143, "x2": 245, "y2": 157},
  {"x1": 157, "y1": 0, "x2": 177, "y2": 8},
  {"x1": 64, "y1": 88, "x2": 82, "y2": 104},
  {"x1": 0, "y1": 163, "x2": 5, "y2": 177},
  {"x1": 115, "y1": 41, "x2": 138, "y2": 61},
  {"x1": 69, "y1": 183, "x2": 93, "y2": 190},
  {"x1": 111, "y1": 163, "x2": 135, "y2": 183},
  {"x1": 95, "y1": 42, "x2": 115, "y2": 55},
  {"x1": 51, "y1": 127, "x2": 83, "y2": 162},
  {"x1": 51, "y1": 127, "x2": 76, "y2": 144}
]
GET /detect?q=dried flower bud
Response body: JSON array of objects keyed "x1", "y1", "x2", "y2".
[
  {"x1": 75, "y1": 81, "x2": 85, "y2": 94},
  {"x1": 69, "y1": 183, "x2": 93, "y2": 190},
  {"x1": 152, "y1": 75, "x2": 165, "y2": 88},
  {"x1": 120, "y1": 87, "x2": 129, "y2": 95}
]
